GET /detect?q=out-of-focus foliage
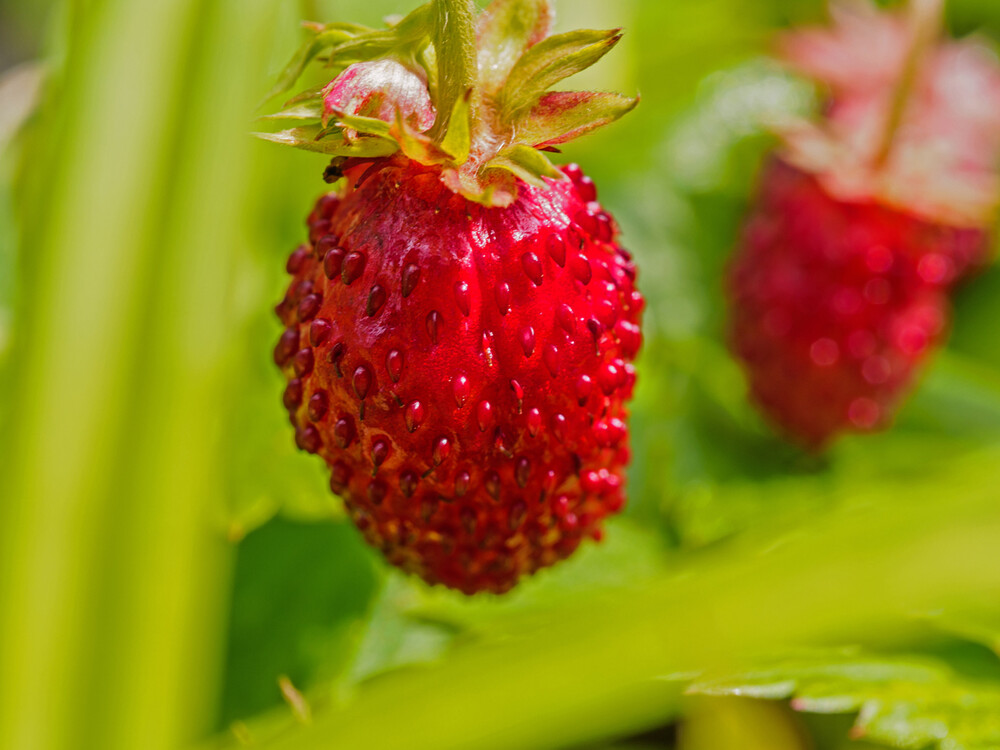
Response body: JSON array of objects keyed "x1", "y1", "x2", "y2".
[
  {"x1": 209, "y1": 449, "x2": 1000, "y2": 750},
  {"x1": 679, "y1": 697, "x2": 811, "y2": 750},
  {"x1": 219, "y1": 519, "x2": 379, "y2": 726},
  {"x1": 1, "y1": 0, "x2": 999, "y2": 749},
  {"x1": 690, "y1": 650, "x2": 1000, "y2": 748}
]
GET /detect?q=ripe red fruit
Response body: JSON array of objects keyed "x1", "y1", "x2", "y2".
[
  {"x1": 728, "y1": 0, "x2": 1000, "y2": 447},
  {"x1": 264, "y1": 0, "x2": 640, "y2": 593}
]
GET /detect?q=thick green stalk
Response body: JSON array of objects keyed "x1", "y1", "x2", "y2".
[
  {"x1": 0, "y1": 1, "x2": 278, "y2": 748},
  {"x1": 430, "y1": 0, "x2": 477, "y2": 139}
]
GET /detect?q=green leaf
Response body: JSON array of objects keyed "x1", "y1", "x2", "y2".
[
  {"x1": 928, "y1": 612, "x2": 1000, "y2": 656},
  {"x1": 219, "y1": 518, "x2": 381, "y2": 727},
  {"x1": 476, "y1": 0, "x2": 552, "y2": 94},
  {"x1": 498, "y1": 28, "x2": 622, "y2": 120},
  {"x1": 345, "y1": 576, "x2": 458, "y2": 686},
  {"x1": 687, "y1": 651, "x2": 1000, "y2": 749},
  {"x1": 518, "y1": 90, "x2": 638, "y2": 147},
  {"x1": 481, "y1": 143, "x2": 561, "y2": 187}
]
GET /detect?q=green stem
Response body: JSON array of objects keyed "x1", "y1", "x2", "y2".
[
  {"x1": 430, "y1": 0, "x2": 477, "y2": 140},
  {"x1": 873, "y1": 0, "x2": 945, "y2": 169}
]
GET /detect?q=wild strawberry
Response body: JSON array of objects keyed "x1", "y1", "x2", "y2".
[
  {"x1": 263, "y1": 0, "x2": 640, "y2": 593},
  {"x1": 728, "y1": 0, "x2": 1000, "y2": 447}
]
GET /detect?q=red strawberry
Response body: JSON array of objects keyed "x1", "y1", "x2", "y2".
[
  {"x1": 728, "y1": 0, "x2": 1000, "y2": 447},
  {"x1": 264, "y1": 0, "x2": 640, "y2": 593},
  {"x1": 729, "y1": 158, "x2": 987, "y2": 446}
]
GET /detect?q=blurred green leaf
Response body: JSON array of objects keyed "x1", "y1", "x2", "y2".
[
  {"x1": 689, "y1": 650, "x2": 1000, "y2": 750},
  {"x1": 928, "y1": 614, "x2": 1000, "y2": 659},
  {"x1": 345, "y1": 575, "x2": 458, "y2": 685},
  {"x1": 198, "y1": 449, "x2": 1000, "y2": 750},
  {"x1": 220, "y1": 518, "x2": 380, "y2": 727}
]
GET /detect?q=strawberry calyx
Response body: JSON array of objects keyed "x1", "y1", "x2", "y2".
[
  {"x1": 774, "y1": 0, "x2": 1000, "y2": 228},
  {"x1": 255, "y1": 0, "x2": 638, "y2": 206}
]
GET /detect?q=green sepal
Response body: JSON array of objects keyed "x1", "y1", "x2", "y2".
[
  {"x1": 417, "y1": 45, "x2": 439, "y2": 99},
  {"x1": 258, "y1": 101, "x2": 324, "y2": 122},
  {"x1": 481, "y1": 143, "x2": 562, "y2": 187},
  {"x1": 498, "y1": 28, "x2": 622, "y2": 120},
  {"x1": 326, "y1": 4, "x2": 432, "y2": 69},
  {"x1": 476, "y1": 0, "x2": 552, "y2": 94},
  {"x1": 392, "y1": 109, "x2": 455, "y2": 165},
  {"x1": 438, "y1": 89, "x2": 472, "y2": 163},
  {"x1": 259, "y1": 27, "x2": 361, "y2": 106},
  {"x1": 442, "y1": 165, "x2": 519, "y2": 207},
  {"x1": 259, "y1": 0, "x2": 637, "y2": 208},
  {"x1": 283, "y1": 83, "x2": 329, "y2": 107},
  {"x1": 325, "y1": 111, "x2": 394, "y2": 138},
  {"x1": 316, "y1": 21, "x2": 374, "y2": 35},
  {"x1": 519, "y1": 90, "x2": 638, "y2": 147},
  {"x1": 253, "y1": 126, "x2": 399, "y2": 157}
]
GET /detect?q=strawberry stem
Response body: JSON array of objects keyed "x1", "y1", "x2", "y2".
[
  {"x1": 873, "y1": 0, "x2": 945, "y2": 169},
  {"x1": 429, "y1": 0, "x2": 478, "y2": 140}
]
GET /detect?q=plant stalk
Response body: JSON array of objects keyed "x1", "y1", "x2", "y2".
[
  {"x1": 873, "y1": 0, "x2": 946, "y2": 169},
  {"x1": 430, "y1": 0, "x2": 477, "y2": 140}
]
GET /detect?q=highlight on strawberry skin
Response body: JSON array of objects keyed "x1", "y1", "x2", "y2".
[
  {"x1": 262, "y1": 0, "x2": 641, "y2": 594},
  {"x1": 726, "y1": 0, "x2": 1000, "y2": 449}
]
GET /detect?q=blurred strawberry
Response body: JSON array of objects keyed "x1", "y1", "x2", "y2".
[{"x1": 728, "y1": 0, "x2": 1000, "y2": 447}]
